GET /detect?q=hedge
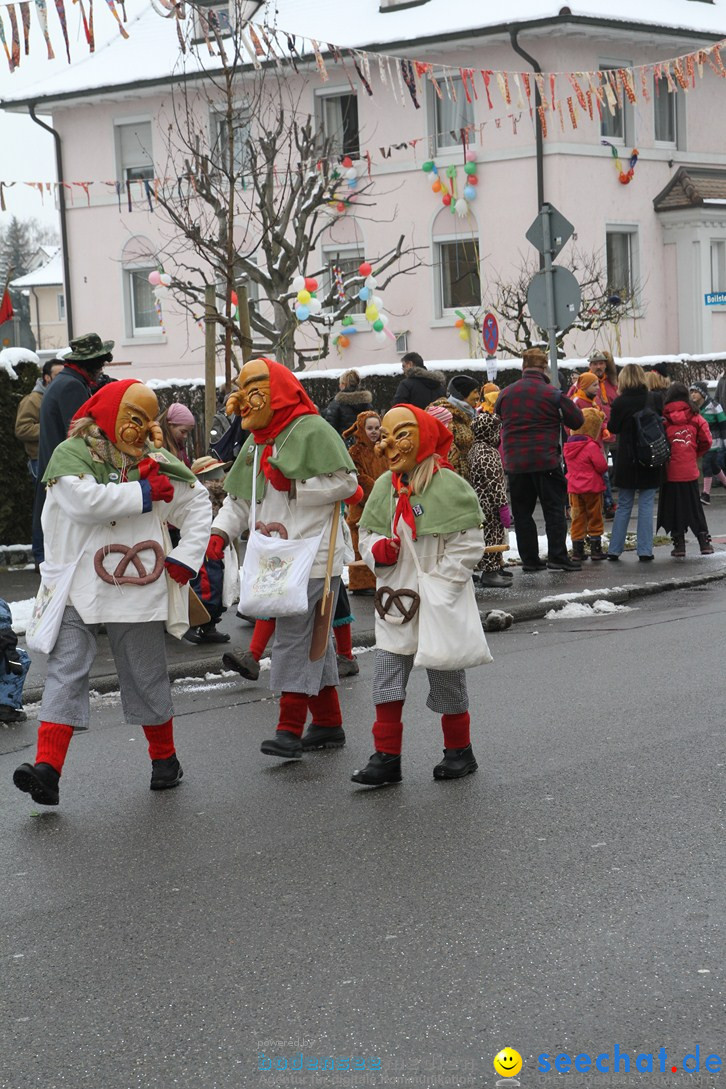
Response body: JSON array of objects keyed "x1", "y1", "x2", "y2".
[{"x1": 0, "y1": 361, "x2": 38, "y2": 547}]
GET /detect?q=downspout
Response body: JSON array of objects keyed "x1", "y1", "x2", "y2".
[
  {"x1": 28, "y1": 104, "x2": 73, "y2": 339},
  {"x1": 509, "y1": 27, "x2": 545, "y2": 269},
  {"x1": 31, "y1": 287, "x2": 41, "y2": 349}
]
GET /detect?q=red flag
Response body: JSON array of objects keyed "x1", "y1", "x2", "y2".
[{"x1": 0, "y1": 289, "x2": 14, "y2": 325}]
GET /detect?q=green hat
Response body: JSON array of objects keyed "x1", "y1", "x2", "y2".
[{"x1": 64, "y1": 332, "x2": 114, "y2": 366}]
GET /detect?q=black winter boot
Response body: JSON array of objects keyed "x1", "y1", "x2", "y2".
[
  {"x1": 433, "y1": 745, "x2": 478, "y2": 780},
  {"x1": 698, "y1": 532, "x2": 714, "y2": 555},
  {"x1": 301, "y1": 724, "x2": 346, "y2": 750},
  {"x1": 588, "y1": 536, "x2": 607, "y2": 561},
  {"x1": 351, "y1": 752, "x2": 402, "y2": 786},
  {"x1": 13, "y1": 762, "x2": 60, "y2": 806},
  {"x1": 571, "y1": 539, "x2": 587, "y2": 561},
  {"x1": 150, "y1": 754, "x2": 183, "y2": 790},
  {"x1": 260, "y1": 730, "x2": 303, "y2": 759},
  {"x1": 671, "y1": 534, "x2": 686, "y2": 558}
]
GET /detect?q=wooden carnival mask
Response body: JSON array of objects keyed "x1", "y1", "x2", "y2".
[{"x1": 377, "y1": 407, "x2": 420, "y2": 475}]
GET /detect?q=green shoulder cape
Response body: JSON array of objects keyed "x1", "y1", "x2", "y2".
[
  {"x1": 224, "y1": 414, "x2": 355, "y2": 501},
  {"x1": 360, "y1": 468, "x2": 484, "y2": 537},
  {"x1": 43, "y1": 437, "x2": 196, "y2": 485}
]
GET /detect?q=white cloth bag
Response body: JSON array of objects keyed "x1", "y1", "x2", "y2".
[
  {"x1": 25, "y1": 560, "x2": 78, "y2": 654},
  {"x1": 402, "y1": 532, "x2": 493, "y2": 671},
  {"x1": 237, "y1": 448, "x2": 324, "y2": 618},
  {"x1": 222, "y1": 544, "x2": 240, "y2": 608}
]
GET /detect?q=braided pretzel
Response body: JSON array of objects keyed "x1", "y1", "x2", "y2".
[
  {"x1": 93, "y1": 540, "x2": 166, "y2": 586},
  {"x1": 255, "y1": 521, "x2": 288, "y2": 539},
  {"x1": 374, "y1": 586, "x2": 420, "y2": 624}
]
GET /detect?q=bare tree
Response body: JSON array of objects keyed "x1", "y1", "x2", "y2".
[
  {"x1": 490, "y1": 246, "x2": 642, "y2": 357},
  {"x1": 152, "y1": 1, "x2": 419, "y2": 374}
]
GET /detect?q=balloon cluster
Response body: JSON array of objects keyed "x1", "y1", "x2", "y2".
[
  {"x1": 292, "y1": 274, "x2": 323, "y2": 322},
  {"x1": 603, "y1": 141, "x2": 639, "y2": 185},
  {"x1": 454, "y1": 308, "x2": 473, "y2": 343},
  {"x1": 330, "y1": 155, "x2": 360, "y2": 215},
  {"x1": 334, "y1": 259, "x2": 396, "y2": 352},
  {"x1": 147, "y1": 270, "x2": 172, "y2": 321},
  {"x1": 422, "y1": 149, "x2": 478, "y2": 218}
]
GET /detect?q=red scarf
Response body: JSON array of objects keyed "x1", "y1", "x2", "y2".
[{"x1": 249, "y1": 359, "x2": 318, "y2": 482}]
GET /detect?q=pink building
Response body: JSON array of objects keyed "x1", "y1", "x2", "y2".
[{"x1": 4, "y1": 0, "x2": 726, "y2": 380}]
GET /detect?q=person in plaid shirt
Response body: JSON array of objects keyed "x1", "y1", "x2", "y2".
[{"x1": 495, "y1": 348, "x2": 584, "y2": 572}]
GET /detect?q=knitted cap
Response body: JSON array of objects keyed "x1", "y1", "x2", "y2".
[
  {"x1": 689, "y1": 381, "x2": 709, "y2": 398},
  {"x1": 448, "y1": 374, "x2": 479, "y2": 399},
  {"x1": 426, "y1": 403, "x2": 453, "y2": 428}
]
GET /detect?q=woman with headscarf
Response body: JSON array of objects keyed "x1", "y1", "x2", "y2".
[
  {"x1": 159, "y1": 401, "x2": 196, "y2": 466},
  {"x1": 342, "y1": 411, "x2": 387, "y2": 594}
]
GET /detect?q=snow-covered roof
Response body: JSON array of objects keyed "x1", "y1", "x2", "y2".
[
  {"x1": 9, "y1": 248, "x2": 63, "y2": 289},
  {"x1": 2, "y1": 0, "x2": 726, "y2": 108}
]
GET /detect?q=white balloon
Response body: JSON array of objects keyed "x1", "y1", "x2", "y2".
[
  {"x1": 379, "y1": 313, "x2": 389, "y2": 326},
  {"x1": 154, "y1": 286, "x2": 169, "y2": 300},
  {"x1": 159, "y1": 273, "x2": 172, "y2": 287},
  {"x1": 365, "y1": 275, "x2": 377, "y2": 290},
  {"x1": 373, "y1": 295, "x2": 383, "y2": 308},
  {"x1": 291, "y1": 275, "x2": 305, "y2": 293},
  {"x1": 375, "y1": 330, "x2": 386, "y2": 341},
  {"x1": 345, "y1": 167, "x2": 357, "y2": 180},
  {"x1": 308, "y1": 298, "x2": 323, "y2": 315}
]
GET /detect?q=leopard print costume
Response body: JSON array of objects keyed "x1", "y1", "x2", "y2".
[{"x1": 467, "y1": 412, "x2": 509, "y2": 572}]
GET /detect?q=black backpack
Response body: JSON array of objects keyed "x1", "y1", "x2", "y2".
[{"x1": 633, "y1": 408, "x2": 670, "y2": 469}]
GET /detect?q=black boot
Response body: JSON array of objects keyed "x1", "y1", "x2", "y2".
[
  {"x1": 301, "y1": 724, "x2": 346, "y2": 750},
  {"x1": 671, "y1": 534, "x2": 686, "y2": 558},
  {"x1": 698, "y1": 531, "x2": 714, "y2": 555},
  {"x1": 260, "y1": 730, "x2": 303, "y2": 759},
  {"x1": 433, "y1": 744, "x2": 478, "y2": 780},
  {"x1": 351, "y1": 752, "x2": 402, "y2": 786},
  {"x1": 547, "y1": 556, "x2": 582, "y2": 571},
  {"x1": 588, "y1": 536, "x2": 607, "y2": 561},
  {"x1": 222, "y1": 648, "x2": 261, "y2": 680},
  {"x1": 571, "y1": 539, "x2": 587, "y2": 561},
  {"x1": 150, "y1": 754, "x2": 183, "y2": 790},
  {"x1": 13, "y1": 762, "x2": 60, "y2": 806}
]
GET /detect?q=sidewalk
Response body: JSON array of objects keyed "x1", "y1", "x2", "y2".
[{"x1": 5, "y1": 492, "x2": 726, "y2": 702}]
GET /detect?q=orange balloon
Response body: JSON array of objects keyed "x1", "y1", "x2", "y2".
[
  {"x1": 455, "y1": 318, "x2": 465, "y2": 328},
  {"x1": 432, "y1": 180, "x2": 442, "y2": 193},
  {"x1": 339, "y1": 335, "x2": 350, "y2": 348}
]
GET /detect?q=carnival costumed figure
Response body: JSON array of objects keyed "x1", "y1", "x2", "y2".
[
  {"x1": 13, "y1": 381, "x2": 212, "y2": 807},
  {"x1": 208, "y1": 359, "x2": 362, "y2": 760},
  {"x1": 354, "y1": 405, "x2": 487, "y2": 786}
]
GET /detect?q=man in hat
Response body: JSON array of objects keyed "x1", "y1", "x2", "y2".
[
  {"x1": 13, "y1": 379, "x2": 211, "y2": 807},
  {"x1": 32, "y1": 333, "x2": 115, "y2": 566},
  {"x1": 495, "y1": 347, "x2": 584, "y2": 572}
]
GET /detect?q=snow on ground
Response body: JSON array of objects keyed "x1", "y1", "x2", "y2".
[{"x1": 545, "y1": 600, "x2": 633, "y2": 619}]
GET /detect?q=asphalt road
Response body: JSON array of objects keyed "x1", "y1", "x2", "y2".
[{"x1": 0, "y1": 585, "x2": 723, "y2": 1089}]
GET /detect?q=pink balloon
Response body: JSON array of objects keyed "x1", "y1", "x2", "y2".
[
  {"x1": 465, "y1": 149, "x2": 477, "y2": 163},
  {"x1": 148, "y1": 270, "x2": 162, "y2": 286}
]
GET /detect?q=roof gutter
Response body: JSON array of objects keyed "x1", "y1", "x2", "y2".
[
  {"x1": 28, "y1": 104, "x2": 73, "y2": 339},
  {"x1": 509, "y1": 26, "x2": 544, "y2": 269}
]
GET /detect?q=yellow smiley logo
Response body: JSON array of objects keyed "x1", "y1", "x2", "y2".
[{"x1": 493, "y1": 1048, "x2": 523, "y2": 1078}]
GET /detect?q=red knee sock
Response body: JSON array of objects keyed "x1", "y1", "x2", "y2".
[
  {"x1": 36, "y1": 721, "x2": 74, "y2": 774},
  {"x1": 333, "y1": 623, "x2": 353, "y2": 660},
  {"x1": 441, "y1": 711, "x2": 471, "y2": 749},
  {"x1": 250, "y1": 618, "x2": 276, "y2": 661},
  {"x1": 307, "y1": 685, "x2": 342, "y2": 727},
  {"x1": 372, "y1": 701, "x2": 404, "y2": 755},
  {"x1": 277, "y1": 692, "x2": 309, "y2": 737},
  {"x1": 142, "y1": 719, "x2": 175, "y2": 760}
]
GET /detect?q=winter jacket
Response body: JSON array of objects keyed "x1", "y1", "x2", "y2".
[
  {"x1": 564, "y1": 435, "x2": 608, "y2": 494},
  {"x1": 391, "y1": 366, "x2": 446, "y2": 410},
  {"x1": 467, "y1": 413, "x2": 508, "y2": 514},
  {"x1": 37, "y1": 366, "x2": 93, "y2": 479},
  {"x1": 430, "y1": 397, "x2": 474, "y2": 481},
  {"x1": 14, "y1": 378, "x2": 44, "y2": 459},
  {"x1": 608, "y1": 388, "x2": 664, "y2": 490},
  {"x1": 699, "y1": 397, "x2": 726, "y2": 450},
  {"x1": 662, "y1": 400, "x2": 712, "y2": 483},
  {"x1": 494, "y1": 370, "x2": 584, "y2": 474},
  {"x1": 323, "y1": 389, "x2": 374, "y2": 438}
]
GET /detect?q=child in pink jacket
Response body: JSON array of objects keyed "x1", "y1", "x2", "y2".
[{"x1": 564, "y1": 408, "x2": 608, "y2": 561}]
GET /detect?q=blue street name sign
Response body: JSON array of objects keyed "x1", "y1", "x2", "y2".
[{"x1": 705, "y1": 292, "x2": 726, "y2": 306}]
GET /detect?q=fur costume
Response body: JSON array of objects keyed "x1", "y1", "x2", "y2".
[
  {"x1": 342, "y1": 411, "x2": 387, "y2": 592},
  {"x1": 467, "y1": 412, "x2": 509, "y2": 573}
]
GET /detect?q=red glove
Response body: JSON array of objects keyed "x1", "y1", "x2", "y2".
[
  {"x1": 206, "y1": 534, "x2": 226, "y2": 562},
  {"x1": 371, "y1": 537, "x2": 400, "y2": 566},
  {"x1": 344, "y1": 485, "x2": 364, "y2": 506},
  {"x1": 164, "y1": 558, "x2": 194, "y2": 586},
  {"x1": 138, "y1": 458, "x2": 174, "y2": 503}
]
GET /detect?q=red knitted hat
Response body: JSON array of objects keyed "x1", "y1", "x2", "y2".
[{"x1": 71, "y1": 379, "x2": 142, "y2": 441}]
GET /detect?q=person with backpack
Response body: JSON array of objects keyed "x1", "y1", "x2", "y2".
[
  {"x1": 657, "y1": 383, "x2": 714, "y2": 557},
  {"x1": 606, "y1": 364, "x2": 665, "y2": 563}
]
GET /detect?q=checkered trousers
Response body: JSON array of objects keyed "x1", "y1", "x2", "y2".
[{"x1": 373, "y1": 649, "x2": 468, "y2": 714}]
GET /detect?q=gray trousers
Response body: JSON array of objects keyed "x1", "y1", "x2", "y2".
[
  {"x1": 373, "y1": 649, "x2": 469, "y2": 714},
  {"x1": 268, "y1": 577, "x2": 340, "y2": 696},
  {"x1": 41, "y1": 606, "x2": 173, "y2": 728}
]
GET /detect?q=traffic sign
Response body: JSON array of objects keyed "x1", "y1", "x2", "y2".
[
  {"x1": 482, "y1": 312, "x2": 499, "y2": 355},
  {"x1": 526, "y1": 203, "x2": 575, "y2": 260},
  {"x1": 527, "y1": 266, "x2": 581, "y2": 333}
]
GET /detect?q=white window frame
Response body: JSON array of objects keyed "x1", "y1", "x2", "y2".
[
  {"x1": 653, "y1": 74, "x2": 686, "y2": 150},
  {"x1": 605, "y1": 225, "x2": 640, "y2": 312},
  {"x1": 598, "y1": 62, "x2": 634, "y2": 146},
  {"x1": 115, "y1": 117, "x2": 154, "y2": 185},
  {"x1": 209, "y1": 105, "x2": 251, "y2": 176},
  {"x1": 711, "y1": 240, "x2": 726, "y2": 293},
  {"x1": 427, "y1": 73, "x2": 476, "y2": 156},
  {"x1": 315, "y1": 87, "x2": 361, "y2": 160},
  {"x1": 57, "y1": 293, "x2": 65, "y2": 321},
  {"x1": 321, "y1": 244, "x2": 366, "y2": 316},
  {"x1": 433, "y1": 233, "x2": 481, "y2": 318},
  {"x1": 124, "y1": 264, "x2": 161, "y2": 339}
]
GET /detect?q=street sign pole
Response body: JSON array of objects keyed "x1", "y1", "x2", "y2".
[{"x1": 541, "y1": 205, "x2": 560, "y2": 389}]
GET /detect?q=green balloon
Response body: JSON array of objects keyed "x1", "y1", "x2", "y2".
[
  {"x1": 373, "y1": 319, "x2": 384, "y2": 332},
  {"x1": 464, "y1": 161, "x2": 478, "y2": 175},
  {"x1": 446, "y1": 165, "x2": 457, "y2": 179},
  {"x1": 341, "y1": 315, "x2": 354, "y2": 326},
  {"x1": 422, "y1": 161, "x2": 435, "y2": 173}
]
